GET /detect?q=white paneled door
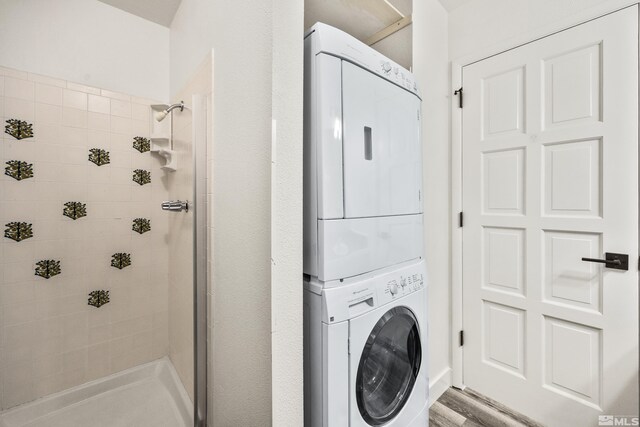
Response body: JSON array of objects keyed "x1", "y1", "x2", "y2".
[{"x1": 461, "y1": 7, "x2": 639, "y2": 427}]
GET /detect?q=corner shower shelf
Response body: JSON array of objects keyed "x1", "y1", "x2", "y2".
[
  {"x1": 149, "y1": 138, "x2": 177, "y2": 171},
  {"x1": 157, "y1": 149, "x2": 177, "y2": 171},
  {"x1": 150, "y1": 137, "x2": 170, "y2": 152}
]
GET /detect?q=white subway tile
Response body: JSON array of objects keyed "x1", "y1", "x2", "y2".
[
  {"x1": 131, "y1": 120, "x2": 149, "y2": 137},
  {"x1": 2, "y1": 242, "x2": 35, "y2": 265},
  {"x1": 35, "y1": 123, "x2": 61, "y2": 142},
  {"x1": 36, "y1": 83, "x2": 63, "y2": 105},
  {"x1": 67, "y1": 82, "x2": 100, "y2": 95},
  {"x1": 62, "y1": 107, "x2": 87, "y2": 128},
  {"x1": 4, "y1": 77, "x2": 35, "y2": 100},
  {"x1": 63, "y1": 89, "x2": 87, "y2": 110},
  {"x1": 109, "y1": 132, "x2": 130, "y2": 149},
  {"x1": 87, "y1": 112, "x2": 110, "y2": 131},
  {"x1": 131, "y1": 103, "x2": 150, "y2": 121},
  {"x1": 101, "y1": 89, "x2": 130, "y2": 102},
  {"x1": 32, "y1": 353, "x2": 63, "y2": 379},
  {"x1": 60, "y1": 145, "x2": 87, "y2": 165},
  {"x1": 28, "y1": 73, "x2": 66, "y2": 88},
  {"x1": 3, "y1": 300, "x2": 36, "y2": 325},
  {"x1": 110, "y1": 99, "x2": 131, "y2": 118},
  {"x1": 35, "y1": 103, "x2": 62, "y2": 125},
  {"x1": 2, "y1": 261, "x2": 34, "y2": 285},
  {"x1": 0, "y1": 66, "x2": 28, "y2": 80},
  {"x1": 108, "y1": 150, "x2": 131, "y2": 168},
  {"x1": 110, "y1": 116, "x2": 131, "y2": 134},
  {"x1": 5, "y1": 97, "x2": 35, "y2": 122},
  {"x1": 0, "y1": 281, "x2": 35, "y2": 305},
  {"x1": 87, "y1": 94, "x2": 110, "y2": 114},
  {"x1": 87, "y1": 129, "x2": 110, "y2": 147},
  {"x1": 60, "y1": 126, "x2": 87, "y2": 147},
  {"x1": 86, "y1": 166, "x2": 111, "y2": 184}
]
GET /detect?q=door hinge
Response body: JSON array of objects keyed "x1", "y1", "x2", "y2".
[
  {"x1": 459, "y1": 330, "x2": 464, "y2": 347},
  {"x1": 454, "y1": 87, "x2": 463, "y2": 108},
  {"x1": 348, "y1": 338, "x2": 351, "y2": 354},
  {"x1": 459, "y1": 211, "x2": 464, "y2": 227}
]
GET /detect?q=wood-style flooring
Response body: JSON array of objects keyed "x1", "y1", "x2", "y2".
[{"x1": 429, "y1": 387, "x2": 545, "y2": 427}]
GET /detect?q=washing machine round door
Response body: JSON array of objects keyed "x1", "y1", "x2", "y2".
[{"x1": 356, "y1": 306, "x2": 422, "y2": 425}]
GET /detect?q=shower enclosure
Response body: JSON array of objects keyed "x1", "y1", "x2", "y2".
[{"x1": 0, "y1": 62, "x2": 209, "y2": 426}]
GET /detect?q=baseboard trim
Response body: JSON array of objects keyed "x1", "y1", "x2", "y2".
[{"x1": 429, "y1": 367, "x2": 452, "y2": 407}]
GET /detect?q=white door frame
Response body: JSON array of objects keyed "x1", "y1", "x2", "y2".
[{"x1": 450, "y1": 0, "x2": 640, "y2": 389}]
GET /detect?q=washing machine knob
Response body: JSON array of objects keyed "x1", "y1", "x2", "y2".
[{"x1": 389, "y1": 283, "x2": 399, "y2": 295}]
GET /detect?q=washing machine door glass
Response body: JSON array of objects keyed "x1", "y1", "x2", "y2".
[{"x1": 356, "y1": 306, "x2": 421, "y2": 425}]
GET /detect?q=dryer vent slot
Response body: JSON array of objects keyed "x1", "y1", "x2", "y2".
[{"x1": 349, "y1": 297, "x2": 374, "y2": 317}]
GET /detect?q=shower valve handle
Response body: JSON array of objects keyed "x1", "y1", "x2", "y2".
[{"x1": 162, "y1": 200, "x2": 189, "y2": 212}]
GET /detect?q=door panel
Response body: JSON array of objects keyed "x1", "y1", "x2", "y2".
[
  {"x1": 342, "y1": 61, "x2": 422, "y2": 218},
  {"x1": 462, "y1": 7, "x2": 639, "y2": 426}
]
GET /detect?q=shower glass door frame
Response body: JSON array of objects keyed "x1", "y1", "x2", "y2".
[{"x1": 192, "y1": 93, "x2": 208, "y2": 427}]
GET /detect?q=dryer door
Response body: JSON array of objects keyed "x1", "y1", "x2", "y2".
[
  {"x1": 342, "y1": 61, "x2": 422, "y2": 218},
  {"x1": 354, "y1": 306, "x2": 422, "y2": 425}
]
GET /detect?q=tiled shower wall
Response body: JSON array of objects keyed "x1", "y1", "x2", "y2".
[{"x1": 0, "y1": 66, "x2": 170, "y2": 410}]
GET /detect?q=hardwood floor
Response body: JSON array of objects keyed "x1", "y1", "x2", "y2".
[{"x1": 429, "y1": 388, "x2": 545, "y2": 427}]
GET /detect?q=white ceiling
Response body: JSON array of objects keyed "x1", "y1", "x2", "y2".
[
  {"x1": 97, "y1": 0, "x2": 182, "y2": 27},
  {"x1": 437, "y1": 0, "x2": 475, "y2": 12}
]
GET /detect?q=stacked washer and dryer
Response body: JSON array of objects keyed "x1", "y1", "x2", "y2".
[{"x1": 303, "y1": 23, "x2": 428, "y2": 427}]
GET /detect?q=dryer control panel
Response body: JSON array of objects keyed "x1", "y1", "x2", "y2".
[
  {"x1": 318, "y1": 260, "x2": 427, "y2": 324},
  {"x1": 305, "y1": 22, "x2": 419, "y2": 97}
]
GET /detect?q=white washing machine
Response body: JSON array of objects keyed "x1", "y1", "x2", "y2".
[
  {"x1": 303, "y1": 22, "x2": 427, "y2": 427},
  {"x1": 304, "y1": 260, "x2": 428, "y2": 427}
]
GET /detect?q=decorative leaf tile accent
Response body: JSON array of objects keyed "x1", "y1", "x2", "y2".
[
  {"x1": 88, "y1": 290, "x2": 110, "y2": 308},
  {"x1": 133, "y1": 136, "x2": 151, "y2": 153},
  {"x1": 63, "y1": 202, "x2": 87, "y2": 220},
  {"x1": 132, "y1": 169, "x2": 151, "y2": 186},
  {"x1": 5, "y1": 119, "x2": 34, "y2": 140},
  {"x1": 88, "y1": 148, "x2": 110, "y2": 166},
  {"x1": 5, "y1": 160, "x2": 34, "y2": 181},
  {"x1": 132, "y1": 218, "x2": 151, "y2": 234},
  {"x1": 111, "y1": 253, "x2": 131, "y2": 269},
  {"x1": 4, "y1": 221, "x2": 33, "y2": 242},
  {"x1": 35, "y1": 260, "x2": 61, "y2": 279}
]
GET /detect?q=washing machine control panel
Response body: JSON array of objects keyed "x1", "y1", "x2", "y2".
[
  {"x1": 320, "y1": 261, "x2": 426, "y2": 323},
  {"x1": 382, "y1": 269, "x2": 425, "y2": 302}
]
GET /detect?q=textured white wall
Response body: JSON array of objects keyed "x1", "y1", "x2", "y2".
[
  {"x1": 169, "y1": 0, "x2": 216, "y2": 99},
  {"x1": 0, "y1": 0, "x2": 170, "y2": 102},
  {"x1": 449, "y1": 0, "x2": 618, "y2": 60},
  {"x1": 171, "y1": 1, "x2": 304, "y2": 425},
  {"x1": 412, "y1": 0, "x2": 452, "y2": 402},
  {"x1": 271, "y1": 0, "x2": 304, "y2": 424}
]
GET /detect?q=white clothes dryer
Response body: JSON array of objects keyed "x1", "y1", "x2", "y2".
[
  {"x1": 304, "y1": 260, "x2": 429, "y2": 427},
  {"x1": 303, "y1": 22, "x2": 423, "y2": 284}
]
